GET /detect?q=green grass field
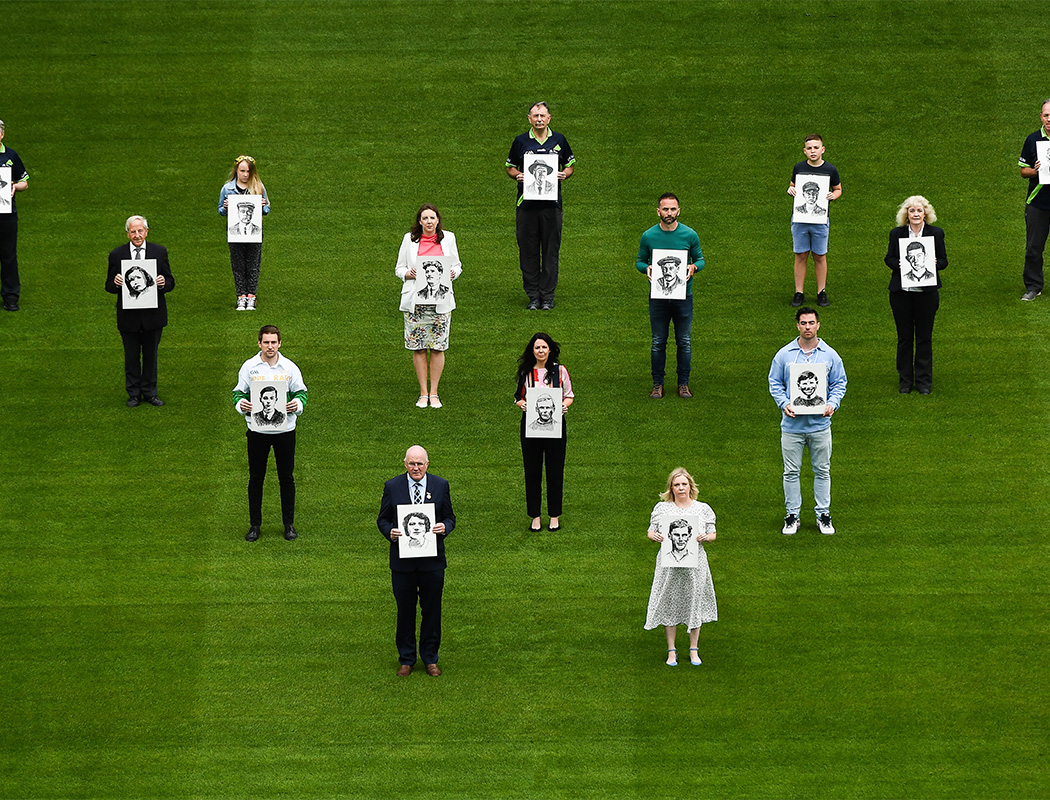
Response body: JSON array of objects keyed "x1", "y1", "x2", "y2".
[{"x1": 2, "y1": 1, "x2": 1049, "y2": 798}]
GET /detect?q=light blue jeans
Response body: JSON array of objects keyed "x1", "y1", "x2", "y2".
[{"x1": 781, "y1": 428, "x2": 832, "y2": 516}]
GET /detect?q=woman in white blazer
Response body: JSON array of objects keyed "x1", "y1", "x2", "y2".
[{"x1": 395, "y1": 204, "x2": 462, "y2": 408}]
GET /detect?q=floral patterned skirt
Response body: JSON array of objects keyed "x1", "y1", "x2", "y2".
[{"x1": 404, "y1": 305, "x2": 450, "y2": 351}]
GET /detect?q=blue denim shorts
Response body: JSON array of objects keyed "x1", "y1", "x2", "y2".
[{"x1": 791, "y1": 222, "x2": 830, "y2": 255}]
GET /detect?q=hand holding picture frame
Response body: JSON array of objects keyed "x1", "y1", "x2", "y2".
[
  {"x1": 248, "y1": 379, "x2": 288, "y2": 431},
  {"x1": 227, "y1": 194, "x2": 263, "y2": 243},
  {"x1": 524, "y1": 386, "x2": 562, "y2": 439},
  {"x1": 657, "y1": 512, "x2": 701, "y2": 569},
  {"x1": 522, "y1": 152, "x2": 559, "y2": 201},
  {"x1": 396, "y1": 503, "x2": 438, "y2": 558},
  {"x1": 791, "y1": 174, "x2": 831, "y2": 224},
  {"x1": 1037, "y1": 141, "x2": 1050, "y2": 185},
  {"x1": 898, "y1": 236, "x2": 937, "y2": 289},
  {"x1": 788, "y1": 362, "x2": 828, "y2": 415},
  {"x1": 650, "y1": 249, "x2": 689, "y2": 300},
  {"x1": 120, "y1": 259, "x2": 159, "y2": 310}
]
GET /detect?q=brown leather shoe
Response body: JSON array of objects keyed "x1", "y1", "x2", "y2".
[
  {"x1": 649, "y1": 385, "x2": 664, "y2": 399},
  {"x1": 678, "y1": 385, "x2": 693, "y2": 399},
  {"x1": 424, "y1": 663, "x2": 442, "y2": 677},
  {"x1": 396, "y1": 664, "x2": 412, "y2": 677}
]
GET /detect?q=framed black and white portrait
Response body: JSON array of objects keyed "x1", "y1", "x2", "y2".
[
  {"x1": 396, "y1": 502, "x2": 438, "y2": 558},
  {"x1": 1038, "y1": 141, "x2": 1050, "y2": 185},
  {"x1": 522, "y1": 152, "x2": 559, "y2": 201},
  {"x1": 0, "y1": 166, "x2": 11, "y2": 215},
  {"x1": 788, "y1": 362, "x2": 828, "y2": 415},
  {"x1": 649, "y1": 249, "x2": 689, "y2": 300},
  {"x1": 411, "y1": 254, "x2": 455, "y2": 313},
  {"x1": 656, "y1": 513, "x2": 701, "y2": 569},
  {"x1": 248, "y1": 380, "x2": 288, "y2": 432},
  {"x1": 898, "y1": 236, "x2": 937, "y2": 289},
  {"x1": 120, "y1": 259, "x2": 159, "y2": 310},
  {"x1": 791, "y1": 174, "x2": 831, "y2": 224},
  {"x1": 525, "y1": 386, "x2": 562, "y2": 439},
  {"x1": 227, "y1": 194, "x2": 263, "y2": 243}
]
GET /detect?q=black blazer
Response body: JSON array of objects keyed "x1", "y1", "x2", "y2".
[
  {"x1": 106, "y1": 241, "x2": 175, "y2": 332},
  {"x1": 377, "y1": 472, "x2": 455, "y2": 573},
  {"x1": 884, "y1": 224, "x2": 947, "y2": 292}
]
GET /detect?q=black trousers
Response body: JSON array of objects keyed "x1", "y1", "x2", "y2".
[
  {"x1": 516, "y1": 205, "x2": 563, "y2": 302},
  {"x1": 391, "y1": 568, "x2": 444, "y2": 665},
  {"x1": 889, "y1": 290, "x2": 939, "y2": 391},
  {"x1": 1023, "y1": 204, "x2": 1050, "y2": 293},
  {"x1": 229, "y1": 241, "x2": 263, "y2": 296},
  {"x1": 521, "y1": 416, "x2": 567, "y2": 517},
  {"x1": 246, "y1": 428, "x2": 296, "y2": 527},
  {"x1": 120, "y1": 328, "x2": 163, "y2": 399},
  {"x1": 0, "y1": 216, "x2": 20, "y2": 303}
]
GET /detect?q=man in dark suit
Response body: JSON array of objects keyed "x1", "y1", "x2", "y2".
[
  {"x1": 105, "y1": 215, "x2": 174, "y2": 407},
  {"x1": 377, "y1": 445, "x2": 456, "y2": 677}
]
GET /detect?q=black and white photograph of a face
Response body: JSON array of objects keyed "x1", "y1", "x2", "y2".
[
  {"x1": 0, "y1": 166, "x2": 11, "y2": 214},
  {"x1": 525, "y1": 386, "x2": 562, "y2": 439},
  {"x1": 1038, "y1": 141, "x2": 1050, "y2": 185},
  {"x1": 120, "y1": 258, "x2": 159, "y2": 310},
  {"x1": 412, "y1": 256, "x2": 454, "y2": 305},
  {"x1": 649, "y1": 249, "x2": 689, "y2": 300},
  {"x1": 791, "y1": 174, "x2": 831, "y2": 224},
  {"x1": 522, "y1": 152, "x2": 559, "y2": 201},
  {"x1": 396, "y1": 502, "x2": 438, "y2": 559},
  {"x1": 248, "y1": 380, "x2": 288, "y2": 432},
  {"x1": 658, "y1": 514, "x2": 701, "y2": 569},
  {"x1": 789, "y1": 361, "x2": 828, "y2": 415},
  {"x1": 898, "y1": 236, "x2": 937, "y2": 289},
  {"x1": 227, "y1": 194, "x2": 263, "y2": 243}
]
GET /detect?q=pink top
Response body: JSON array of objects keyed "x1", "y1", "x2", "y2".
[
  {"x1": 418, "y1": 234, "x2": 444, "y2": 257},
  {"x1": 530, "y1": 365, "x2": 574, "y2": 399}
]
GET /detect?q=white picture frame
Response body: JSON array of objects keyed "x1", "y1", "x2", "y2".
[
  {"x1": 789, "y1": 362, "x2": 828, "y2": 415},
  {"x1": 522, "y1": 152, "x2": 559, "y2": 201},
  {"x1": 791, "y1": 173, "x2": 831, "y2": 224},
  {"x1": 227, "y1": 194, "x2": 263, "y2": 243},
  {"x1": 657, "y1": 512, "x2": 701, "y2": 569},
  {"x1": 525, "y1": 386, "x2": 562, "y2": 439},
  {"x1": 120, "y1": 259, "x2": 159, "y2": 310},
  {"x1": 0, "y1": 166, "x2": 11, "y2": 214},
  {"x1": 1037, "y1": 141, "x2": 1050, "y2": 185},
  {"x1": 649, "y1": 249, "x2": 689, "y2": 300},
  {"x1": 396, "y1": 503, "x2": 438, "y2": 558},
  {"x1": 898, "y1": 236, "x2": 938, "y2": 289},
  {"x1": 248, "y1": 379, "x2": 288, "y2": 432},
  {"x1": 411, "y1": 254, "x2": 455, "y2": 313}
]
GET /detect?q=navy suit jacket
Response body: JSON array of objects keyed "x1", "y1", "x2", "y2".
[
  {"x1": 884, "y1": 225, "x2": 947, "y2": 292},
  {"x1": 106, "y1": 241, "x2": 175, "y2": 332},
  {"x1": 377, "y1": 472, "x2": 455, "y2": 573}
]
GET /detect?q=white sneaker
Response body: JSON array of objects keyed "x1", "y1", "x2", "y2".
[
  {"x1": 816, "y1": 513, "x2": 836, "y2": 535},
  {"x1": 246, "y1": 296, "x2": 257, "y2": 310},
  {"x1": 236, "y1": 296, "x2": 247, "y2": 311},
  {"x1": 782, "y1": 514, "x2": 799, "y2": 535}
]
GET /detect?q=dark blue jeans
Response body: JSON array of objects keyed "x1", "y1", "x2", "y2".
[{"x1": 649, "y1": 295, "x2": 693, "y2": 386}]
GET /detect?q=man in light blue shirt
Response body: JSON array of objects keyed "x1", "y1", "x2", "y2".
[{"x1": 768, "y1": 307, "x2": 847, "y2": 536}]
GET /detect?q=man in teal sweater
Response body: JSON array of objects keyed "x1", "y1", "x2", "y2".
[{"x1": 635, "y1": 193, "x2": 706, "y2": 398}]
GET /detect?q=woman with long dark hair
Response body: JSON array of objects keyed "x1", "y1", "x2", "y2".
[{"x1": 514, "y1": 332, "x2": 574, "y2": 531}]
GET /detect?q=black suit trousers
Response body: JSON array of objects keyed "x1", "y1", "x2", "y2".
[
  {"x1": 246, "y1": 429, "x2": 296, "y2": 526},
  {"x1": 0, "y1": 216, "x2": 19, "y2": 303},
  {"x1": 889, "y1": 290, "x2": 939, "y2": 390},
  {"x1": 391, "y1": 568, "x2": 444, "y2": 665},
  {"x1": 516, "y1": 205, "x2": 563, "y2": 301},
  {"x1": 120, "y1": 328, "x2": 162, "y2": 398},
  {"x1": 520, "y1": 415, "x2": 567, "y2": 517}
]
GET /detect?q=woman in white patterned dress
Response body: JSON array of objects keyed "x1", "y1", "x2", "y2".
[{"x1": 644, "y1": 467, "x2": 717, "y2": 666}]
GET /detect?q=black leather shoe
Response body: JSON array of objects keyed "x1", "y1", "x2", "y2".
[
  {"x1": 246, "y1": 525, "x2": 260, "y2": 542},
  {"x1": 284, "y1": 524, "x2": 298, "y2": 540},
  {"x1": 144, "y1": 396, "x2": 165, "y2": 406},
  {"x1": 3, "y1": 301, "x2": 19, "y2": 311},
  {"x1": 127, "y1": 397, "x2": 141, "y2": 407}
]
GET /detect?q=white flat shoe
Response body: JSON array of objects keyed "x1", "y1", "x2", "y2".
[
  {"x1": 416, "y1": 396, "x2": 428, "y2": 408},
  {"x1": 429, "y1": 395, "x2": 442, "y2": 409}
]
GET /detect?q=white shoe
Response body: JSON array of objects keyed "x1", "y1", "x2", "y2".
[
  {"x1": 782, "y1": 514, "x2": 799, "y2": 535},
  {"x1": 246, "y1": 296, "x2": 257, "y2": 310},
  {"x1": 236, "y1": 296, "x2": 247, "y2": 311},
  {"x1": 816, "y1": 513, "x2": 836, "y2": 535},
  {"x1": 415, "y1": 396, "x2": 429, "y2": 408},
  {"x1": 429, "y1": 395, "x2": 442, "y2": 409}
]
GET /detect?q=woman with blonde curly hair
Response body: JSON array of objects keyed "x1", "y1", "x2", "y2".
[
  {"x1": 884, "y1": 195, "x2": 948, "y2": 394},
  {"x1": 218, "y1": 155, "x2": 271, "y2": 310},
  {"x1": 644, "y1": 467, "x2": 717, "y2": 666}
]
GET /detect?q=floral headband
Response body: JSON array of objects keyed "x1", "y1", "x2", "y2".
[{"x1": 235, "y1": 155, "x2": 255, "y2": 165}]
